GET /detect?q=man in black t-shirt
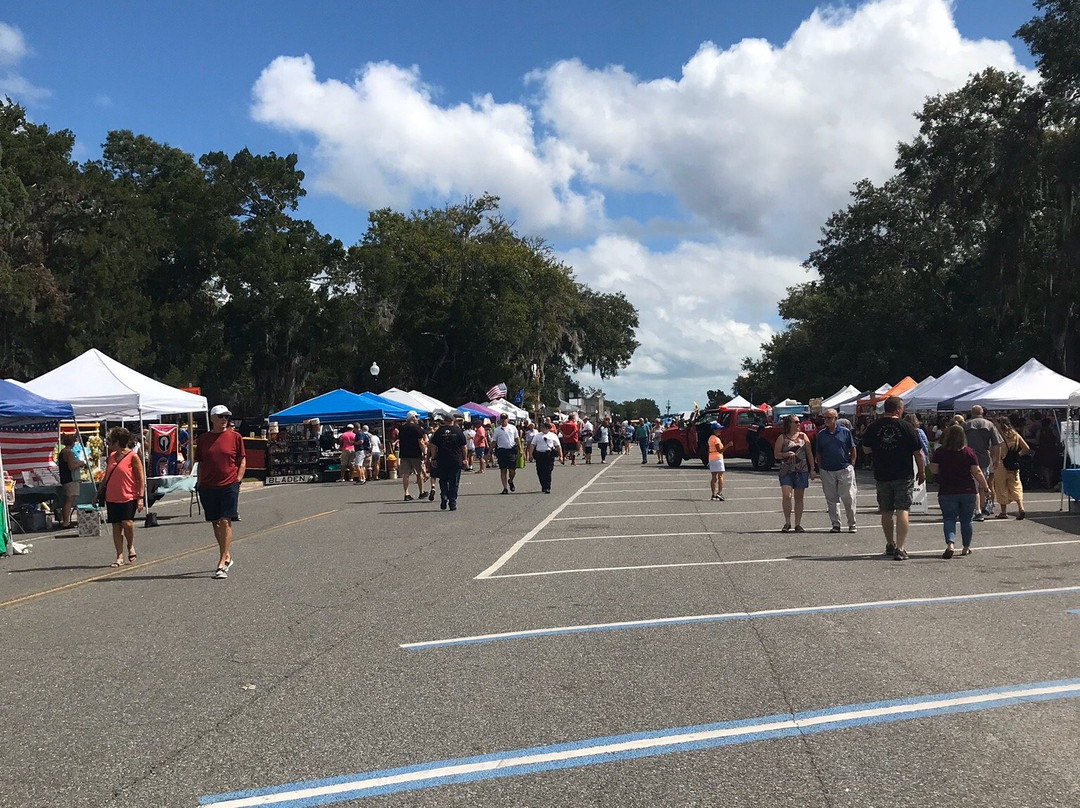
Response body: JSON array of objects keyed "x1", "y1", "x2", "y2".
[
  {"x1": 428, "y1": 411, "x2": 468, "y2": 511},
  {"x1": 861, "y1": 396, "x2": 925, "y2": 560},
  {"x1": 397, "y1": 411, "x2": 427, "y2": 502}
]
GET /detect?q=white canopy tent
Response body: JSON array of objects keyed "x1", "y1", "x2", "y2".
[
  {"x1": 838, "y1": 385, "x2": 889, "y2": 415},
  {"x1": 406, "y1": 389, "x2": 459, "y2": 417},
  {"x1": 23, "y1": 348, "x2": 208, "y2": 419},
  {"x1": 906, "y1": 366, "x2": 988, "y2": 410},
  {"x1": 954, "y1": 358, "x2": 1080, "y2": 410},
  {"x1": 722, "y1": 394, "x2": 757, "y2": 409},
  {"x1": 821, "y1": 385, "x2": 861, "y2": 409},
  {"x1": 380, "y1": 387, "x2": 434, "y2": 414},
  {"x1": 884, "y1": 375, "x2": 937, "y2": 412},
  {"x1": 484, "y1": 398, "x2": 529, "y2": 420}
]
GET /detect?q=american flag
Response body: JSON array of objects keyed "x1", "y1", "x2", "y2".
[
  {"x1": 0, "y1": 421, "x2": 60, "y2": 476},
  {"x1": 486, "y1": 382, "x2": 508, "y2": 401}
]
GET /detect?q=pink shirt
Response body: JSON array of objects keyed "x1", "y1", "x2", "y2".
[
  {"x1": 105, "y1": 450, "x2": 142, "y2": 503},
  {"x1": 339, "y1": 430, "x2": 357, "y2": 451}
]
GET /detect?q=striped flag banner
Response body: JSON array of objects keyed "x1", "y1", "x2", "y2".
[
  {"x1": 486, "y1": 382, "x2": 508, "y2": 401},
  {"x1": 0, "y1": 421, "x2": 60, "y2": 476}
]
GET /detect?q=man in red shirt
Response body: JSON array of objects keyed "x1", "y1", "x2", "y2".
[
  {"x1": 197, "y1": 405, "x2": 246, "y2": 579},
  {"x1": 559, "y1": 413, "x2": 580, "y2": 466}
]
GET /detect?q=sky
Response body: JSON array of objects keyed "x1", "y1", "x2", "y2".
[{"x1": 1, "y1": 0, "x2": 1040, "y2": 411}]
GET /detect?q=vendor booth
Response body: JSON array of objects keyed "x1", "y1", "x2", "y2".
[
  {"x1": 379, "y1": 387, "x2": 433, "y2": 414},
  {"x1": 820, "y1": 385, "x2": 861, "y2": 410},
  {"x1": 722, "y1": 395, "x2": 760, "y2": 410},
  {"x1": 0, "y1": 380, "x2": 76, "y2": 549},
  {"x1": 267, "y1": 389, "x2": 420, "y2": 484},
  {"x1": 21, "y1": 349, "x2": 209, "y2": 524}
]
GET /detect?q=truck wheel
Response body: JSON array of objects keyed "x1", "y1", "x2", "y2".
[
  {"x1": 750, "y1": 443, "x2": 774, "y2": 471},
  {"x1": 664, "y1": 443, "x2": 683, "y2": 468}
]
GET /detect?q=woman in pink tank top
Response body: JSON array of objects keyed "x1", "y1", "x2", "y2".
[{"x1": 99, "y1": 427, "x2": 145, "y2": 567}]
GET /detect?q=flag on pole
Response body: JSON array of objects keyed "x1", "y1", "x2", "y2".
[
  {"x1": 512, "y1": 388, "x2": 525, "y2": 406},
  {"x1": 486, "y1": 382, "x2": 508, "y2": 401},
  {"x1": 0, "y1": 421, "x2": 60, "y2": 475}
]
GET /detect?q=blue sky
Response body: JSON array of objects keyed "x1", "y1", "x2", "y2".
[{"x1": 2, "y1": 1, "x2": 1039, "y2": 409}]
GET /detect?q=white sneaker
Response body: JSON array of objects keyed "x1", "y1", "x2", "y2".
[
  {"x1": 213, "y1": 567, "x2": 228, "y2": 579},
  {"x1": 223, "y1": 557, "x2": 234, "y2": 572}
]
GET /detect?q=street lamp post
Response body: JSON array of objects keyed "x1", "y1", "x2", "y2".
[{"x1": 369, "y1": 361, "x2": 383, "y2": 478}]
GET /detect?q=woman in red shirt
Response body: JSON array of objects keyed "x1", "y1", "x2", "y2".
[{"x1": 98, "y1": 427, "x2": 145, "y2": 567}]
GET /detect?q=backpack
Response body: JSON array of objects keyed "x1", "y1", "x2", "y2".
[{"x1": 360, "y1": 432, "x2": 372, "y2": 452}]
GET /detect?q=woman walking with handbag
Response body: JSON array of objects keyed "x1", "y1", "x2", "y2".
[
  {"x1": 97, "y1": 427, "x2": 145, "y2": 567},
  {"x1": 993, "y1": 417, "x2": 1029, "y2": 519}
]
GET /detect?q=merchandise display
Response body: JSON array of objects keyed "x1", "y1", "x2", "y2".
[{"x1": 266, "y1": 433, "x2": 321, "y2": 485}]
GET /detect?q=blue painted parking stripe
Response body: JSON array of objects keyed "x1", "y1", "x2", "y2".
[
  {"x1": 400, "y1": 585, "x2": 1080, "y2": 650},
  {"x1": 199, "y1": 679, "x2": 1080, "y2": 807}
]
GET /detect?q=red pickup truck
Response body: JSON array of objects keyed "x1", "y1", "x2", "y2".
[{"x1": 659, "y1": 408, "x2": 815, "y2": 470}]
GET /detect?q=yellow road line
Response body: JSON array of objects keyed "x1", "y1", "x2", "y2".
[{"x1": 0, "y1": 509, "x2": 339, "y2": 610}]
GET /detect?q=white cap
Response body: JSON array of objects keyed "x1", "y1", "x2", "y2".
[
  {"x1": 346, "y1": 423, "x2": 354, "y2": 429},
  {"x1": 210, "y1": 404, "x2": 231, "y2": 417}
]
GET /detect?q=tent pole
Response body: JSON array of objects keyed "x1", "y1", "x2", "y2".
[{"x1": 0, "y1": 445, "x2": 9, "y2": 556}]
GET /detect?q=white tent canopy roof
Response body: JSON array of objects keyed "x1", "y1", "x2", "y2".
[
  {"x1": 881, "y1": 375, "x2": 937, "y2": 411},
  {"x1": 484, "y1": 398, "x2": 529, "y2": 420},
  {"x1": 380, "y1": 387, "x2": 434, "y2": 414},
  {"x1": 821, "y1": 385, "x2": 861, "y2": 409},
  {"x1": 954, "y1": 358, "x2": 1080, "y2": 410},
  {"x1": 22, "y1": 348, "x2": 208, "y2": 419},
  {"x1": 722, "y1": 394, "x2": 756, "y2": 409},
  {"x1": 406, "y1": 389, "x2": 458, "y2": 416},
  {"x1": 906, "y1": 366, "x2": 988, "y2": 410}
]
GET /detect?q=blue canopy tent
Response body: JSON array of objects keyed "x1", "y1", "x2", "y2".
[
  {"x1": 0, "y1": 380, "x2": 76, "y2": 552},
  {"x1": 269, "y1": 389, "x2": 408, "y2": 425},
  {"x1": 0, "y1": 379, "x2": 75, "y2": 425}
]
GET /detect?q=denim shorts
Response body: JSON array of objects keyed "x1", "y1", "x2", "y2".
[
  {"x1": 876, "y1": 478, "x2": 914, "y2": 512},
  {"x1": 778, "y1": 471, "x2": 809, "y2": 489}
]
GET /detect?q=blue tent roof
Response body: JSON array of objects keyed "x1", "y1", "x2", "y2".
[
  {"x1": 0, "y1": 379, "x2": 75, "y2": 425},
  {"x1": 269, "y1": 389, "x2": 422, "y2": 424}
]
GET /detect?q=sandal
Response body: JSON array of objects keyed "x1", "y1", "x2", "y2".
[
  {"x1": 1016, "y1": 510, "x2": 1025, "y2": 520},
  {"x1": 793, "y1": 525, "x2": 806, "y2": 533},
  {"x1": 110, "y1": 560, "x2": 123, "y2": 567},
  {"x1": 960, "y1": 546, "x2": 972, "y2": 556},
  {"x1": 995, "y1": 513, "x2": 1008, "y2": 519},
  {"x1": 128, "y1": 551, "x2": 137, "y2": 564},
  {"x1": 781, "y1": 524, "x2": 792, "y2": 533}
]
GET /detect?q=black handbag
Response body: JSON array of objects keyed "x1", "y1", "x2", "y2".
[{"x1": 1002, "y1": 444, "x2": 1022, "y2": 471}]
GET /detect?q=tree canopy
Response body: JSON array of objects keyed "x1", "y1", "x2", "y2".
[{"x1": 0, "y1": 106, "x2": 639, "y2": 416}]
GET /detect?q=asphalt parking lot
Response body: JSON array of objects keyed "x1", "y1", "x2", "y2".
[{"x1": 2, "y1": 454, "x2": 1077, "y2": 807}]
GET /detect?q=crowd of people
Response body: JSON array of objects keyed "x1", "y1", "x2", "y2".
[{"x1": 84, "y1": 397, "x2": 1067, "y2": 577}]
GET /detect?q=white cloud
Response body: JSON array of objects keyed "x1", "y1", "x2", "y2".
[
  {"x1": 0, "y1": 22, "x2": 48, "y2": 102},
  {"x1": 251, "y1": 55, "x2": 603, "y2": 233},
  {"x1": 562, "y1": 235, "x2": 806, "y2": 407},
  {"x1": 531, "y1": 0, "x2": 1034, "y2": 248}
]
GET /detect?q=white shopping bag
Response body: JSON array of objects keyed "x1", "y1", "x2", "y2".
[{"x1": 910, "y1": 457, "x2": 928, "y2": 513}]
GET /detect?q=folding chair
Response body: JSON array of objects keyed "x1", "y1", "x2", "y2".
[{"x1": 188, "y1": 462, "x2": 201, "y2": 517}]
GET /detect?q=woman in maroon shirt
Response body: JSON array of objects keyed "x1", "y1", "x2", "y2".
[{"x1": 930, "y1": 425, "x2": 991, "y2": 558}]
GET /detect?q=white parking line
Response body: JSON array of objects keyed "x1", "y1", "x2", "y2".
[
  {"x1": 403, "y1": 585, "x2": 1080, "y2": 649},
  {"x1": 481, "y1": 539, "x2": 1080, "y2": 579},
  {"x1": 474, "y1": 457, "x2": 622, "y2": 579}
]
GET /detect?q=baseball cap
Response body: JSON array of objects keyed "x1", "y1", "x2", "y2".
[
  {"x1": 210, "y1": 405, "x2": 231, "y2": 417},
  {"x1": 433, "y1": 410, "x2": 446, "y2": 421},
  {"x1": 710, "y1": 421, "x2": 722, "y2": 430},
  {"x1": 346, "y1": 423, "x2": 354, "y2": 429}
]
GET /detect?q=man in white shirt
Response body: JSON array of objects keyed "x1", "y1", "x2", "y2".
[
  {"x1": 529, "y1": 420, "x2": 563, "y2": 493},
  {"x1": 364, "y1": 426, "x2": 382, "y2": 480},
  {"x1": 493, "y1": 413, "x2": 520, "y2": 494}
]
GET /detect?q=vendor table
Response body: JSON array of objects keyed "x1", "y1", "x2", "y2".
[{"x1": 147, "y1": 475, "x2": 197, "y2": 507}]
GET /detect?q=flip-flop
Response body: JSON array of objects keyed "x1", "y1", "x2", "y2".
[
  {"x1": 128, "y1": 552, "x2": 137, "y2": 563},
  {"x1": 110, "y1": 561, "x2": 123, "y2": 567}
]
